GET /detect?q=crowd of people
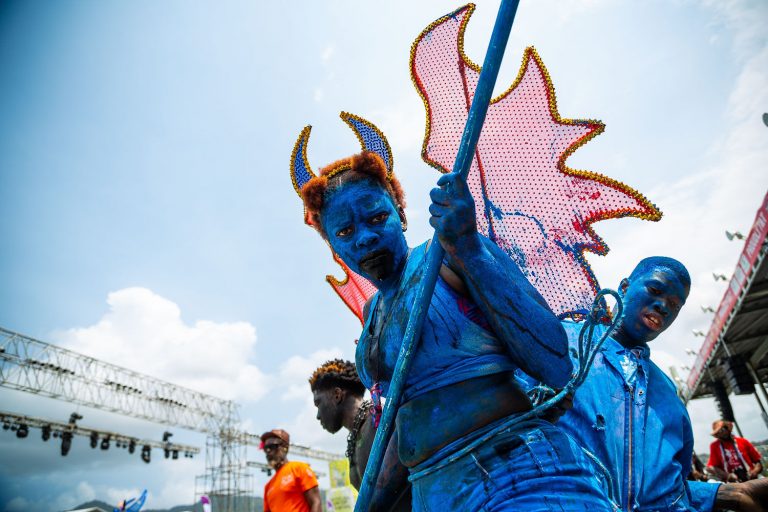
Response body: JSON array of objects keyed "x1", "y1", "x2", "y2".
[{"x1": 257, "y1": 145, "x2": 767, "y2": 512}]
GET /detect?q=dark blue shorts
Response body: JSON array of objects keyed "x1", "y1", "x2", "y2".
[{"x1": 409, "y1": 419, "x2": 614, "y2": 511}]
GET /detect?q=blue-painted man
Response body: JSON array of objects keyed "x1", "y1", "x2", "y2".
[{"x1": 557, "y1": 257, "x2": 767, "y2": 512}]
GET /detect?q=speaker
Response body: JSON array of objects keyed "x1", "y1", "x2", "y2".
[
  {"x1": 723, "y1": 355, "x2": 755, "y2": 395},
  {"x1": 711, "y1": 379, "x2": 735, "y2": 422}
]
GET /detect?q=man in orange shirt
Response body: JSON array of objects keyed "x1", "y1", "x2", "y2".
[{"x1": 262, "y1": 429, "x2": 322, "y2": 512}]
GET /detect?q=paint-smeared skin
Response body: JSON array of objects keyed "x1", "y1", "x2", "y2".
[
  {"x1": 321, "y1": 179, "x2": 408, "y2": 288},
  {"x1": 320, "y1": 174, "x2": 572, "y2": 505},
  {"x1": 429, "y1": 171, "x2": 571, "y2": 386},
  {"x1": 612, "y1": 263, "x2": 689, "y2": 348}
]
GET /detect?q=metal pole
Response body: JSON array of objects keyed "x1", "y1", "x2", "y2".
[
  {"x1": 354, "y1": 1, "x2": 521, "y2": 509},
  {"x1": 745, "y1": 360, "x2": 768, "y2": 429}
]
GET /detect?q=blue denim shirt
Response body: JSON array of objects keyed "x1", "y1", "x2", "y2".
[{"x1": 556, "y1": 321, "x2": 719, "y2": 512}]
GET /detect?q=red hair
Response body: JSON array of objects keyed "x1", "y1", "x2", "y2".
[{"x1": 301, "y1": 151, "x2": 405, "y2": 233}]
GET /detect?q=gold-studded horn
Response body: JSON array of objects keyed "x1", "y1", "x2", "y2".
[
  {"x1": 289, "y1": 125, "x2": 317, "y2": 196},
  {"x1": 340, "y1": 112, "x2": 394, "y2": 178}
]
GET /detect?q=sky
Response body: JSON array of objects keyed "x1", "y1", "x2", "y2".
[{"x1": 0, "y1": 0, "x2": 767, "y2": 510}]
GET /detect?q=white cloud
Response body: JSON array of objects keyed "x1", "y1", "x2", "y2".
[
  {"x1": 370, "y1": 97, "x2": 425, "y2": 155},
  {"x1": 701, "y1": 0, "x2": 768, "y2": 60},
  {"x1": 3, "y1": 498, "x2": 29, "y2": 512},
  {"x1": 321, "y1": 44, "x2": 335, "y2": 63},
  {"x1": 53, "y1": 481, "x2": 96, "y2": 511},
  {"x1": 55, "y1": 287, "x2": 271, "y2": 403},
  {"x1": 279, "y1": 348, "x2": 345, "y2": 402}
]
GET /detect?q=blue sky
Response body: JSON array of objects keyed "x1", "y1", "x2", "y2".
[{"x1": 1, "y1": 0, "x2": 767, "y2": 510}]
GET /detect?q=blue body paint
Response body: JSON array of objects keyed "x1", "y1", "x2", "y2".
[
  {"x1": 321, "y1": 179, "x2": 408, "y2": 292},
  {"x1": 319, "y1": 176, "x2": 614, "y2": 509},
  {"x1": 553, "y1": 259, "x2": 721, "y2": 512},
  {"x1": 612, "y1": 257, "x2": 690, "y2": 347}
]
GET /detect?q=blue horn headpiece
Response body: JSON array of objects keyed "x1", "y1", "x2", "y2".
[{"x1": 289, "y1": 112, "x2": 394, "y2": 196}]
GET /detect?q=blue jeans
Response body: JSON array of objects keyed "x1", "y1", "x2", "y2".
[{"x1": 409, "y1": 419, "x2": 613, "y2": 511}]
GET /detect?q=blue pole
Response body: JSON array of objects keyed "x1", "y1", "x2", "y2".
[{"x1": 355, "y1": 1, "x2": 521, "y2": 509}]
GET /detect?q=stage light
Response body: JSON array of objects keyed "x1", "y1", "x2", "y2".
[
  {"x1": 2, "y1": 423, "x2": 9, "y2": 430},
  {"x1": 162, "y1": 431, "x2": 173, "y2": 442},
  {"x1": 61, "y1": 432, "x2": 73, "y2": 456},
  {"x1": 42, "y1": 425, "x2": 51, "y2": 441},
  {"x1": 101, "y1": 435, "x2": 111, "y2": 450},
  {"x1": 172, "y1": 449, "x2": 179, "y2": 460},
  {"x1": 164, "y1": 447, "x2": 170, "y2": 459},
  {"x1": 16, "y1": 424, "x2": 29, "y2": 439},
  {"x1": 128, "y1": 439, "x2": 136, "y2": 454},
  {"x1": 90, "y1": 431, "x2": 98, "y2": 449},
  {"x1": 141, "y1": 445, "x2": 151, "y2": 464},
  {"x1": 69, "y1": 413, "x2": 83, "y2": 424}
]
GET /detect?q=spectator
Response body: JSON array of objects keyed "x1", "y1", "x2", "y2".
[
  {"x1": 690, "y1": 453, "x2": 708, "y2": 482},
  {"x1": 309, "y1": 358, "x2": 411, "y2": 510},
  {"x1": 707, "y1": 420, "x2": 764, "y2": 483},
  {"x1": 261, "y1": 429, "x2": 322, "y2": 512}
]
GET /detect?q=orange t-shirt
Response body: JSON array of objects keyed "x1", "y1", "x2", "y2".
[{"x1": 264, "y1": 461, "x2": 319, "y2": 512}]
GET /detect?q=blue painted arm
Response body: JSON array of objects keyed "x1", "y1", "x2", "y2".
[
  {"x1": 688, "y1": 481, "x2": 721, "y2": 512},
  {"x1": 446, "y1": 234, "x2": 572, "y2": 388},
  {"x1": 354, "y1": 2, "x2": 521, "y2": 509}
]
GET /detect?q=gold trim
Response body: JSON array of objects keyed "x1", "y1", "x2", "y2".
[
  {"x1": 289, "y1": 125, "x2": 316, "y2": 197},
  {"x1": 409, "y1": 5, "x2": 662, "y2": 312},
  {"x1": 323, "y1": 162, "x2": 353, "y2": 180},
  {"x1": 340, "y1": 111, "x2": 395, "y2": 179}
]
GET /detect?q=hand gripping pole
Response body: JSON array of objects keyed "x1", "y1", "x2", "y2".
[{"x1": 355, "y1": 1, "x2": 521, "y2": 509}]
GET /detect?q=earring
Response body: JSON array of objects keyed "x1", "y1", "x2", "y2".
[{"x1": 401, "y1": 222, "x2": 407, "y2": 232}]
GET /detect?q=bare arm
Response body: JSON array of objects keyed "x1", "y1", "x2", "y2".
[
  {"x1": 430, "y1": 172, "x2": 571, "y2": 387},
  {"x1": 368, "y1": 429, "x2": 411, "y2": 512},
  {"x1": 303, "y1": 486, "x2": 322, "y2": 512},
  {"x1": 714, "y1": 480, "x2": 768, "y2": 512}
]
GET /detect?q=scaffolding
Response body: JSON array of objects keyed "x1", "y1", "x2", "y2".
[
  {"x1": 0, "y1": 326, "x2": 249, "y2": 510},
  {"x1": 0, "y1": 326, "x2": 343, "y2": 510}
]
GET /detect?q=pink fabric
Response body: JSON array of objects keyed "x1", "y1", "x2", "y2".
[{"x1": 410, "y1": 6, "x2": 660, "y2": 318}]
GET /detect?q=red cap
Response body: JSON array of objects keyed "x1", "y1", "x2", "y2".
[{"x1": 260, "y1": 429, "x2": 290, "y2": 445}]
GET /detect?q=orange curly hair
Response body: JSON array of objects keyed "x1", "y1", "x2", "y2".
[
  {"x1": 301, "y1": 151, "x2": 406, "y2": 234},
  {"x1": 309, "y1": 359, "x2": 366, "y2": 396}
]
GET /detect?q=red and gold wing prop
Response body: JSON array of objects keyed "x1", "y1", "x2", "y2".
[{"x1": 410, "y1": 4, "x2": 661, "y2": 318}]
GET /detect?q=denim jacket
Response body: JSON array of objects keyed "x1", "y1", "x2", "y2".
[{"x1": 557, "y1": 321, "x2": 719, "y2": 512}]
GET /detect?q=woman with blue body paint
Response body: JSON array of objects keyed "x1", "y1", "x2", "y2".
[{"x1": 295, "y1": 127, "x2": 612, "y2": 510}]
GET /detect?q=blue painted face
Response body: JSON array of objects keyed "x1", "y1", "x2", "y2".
[
  {"x1": 320, "y1": 179, "x2": 408, "y2": 287},
  {"x1": 615, "y1": 267, "x2": 689, "y2": 345}
]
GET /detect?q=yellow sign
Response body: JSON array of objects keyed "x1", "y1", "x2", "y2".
[
  {"x1": 328, "y1": 458, "x2": 353, "y2": 489},
  {"x1": 325, "y1": 486, "x2": 356, "y2": 512},
  {"x1": 325, "y1": 458, "x2": 357, "y2": 512}
]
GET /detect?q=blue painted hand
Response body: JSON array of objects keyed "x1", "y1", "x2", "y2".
[{"x1": 428, "y1": 172, "x2": 479, "y2": 255}]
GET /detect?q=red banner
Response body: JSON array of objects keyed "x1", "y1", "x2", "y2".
[{"x1": 687, "y1": 191, "x2": 768, "y2": 397}]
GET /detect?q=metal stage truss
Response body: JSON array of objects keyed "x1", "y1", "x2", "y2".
[
  {"x1": 0, "y1": 410, "x2": 200, "y2": 457},
  {"x1": 0, "y1": 326, "x2": 342, "y2": 511}
]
